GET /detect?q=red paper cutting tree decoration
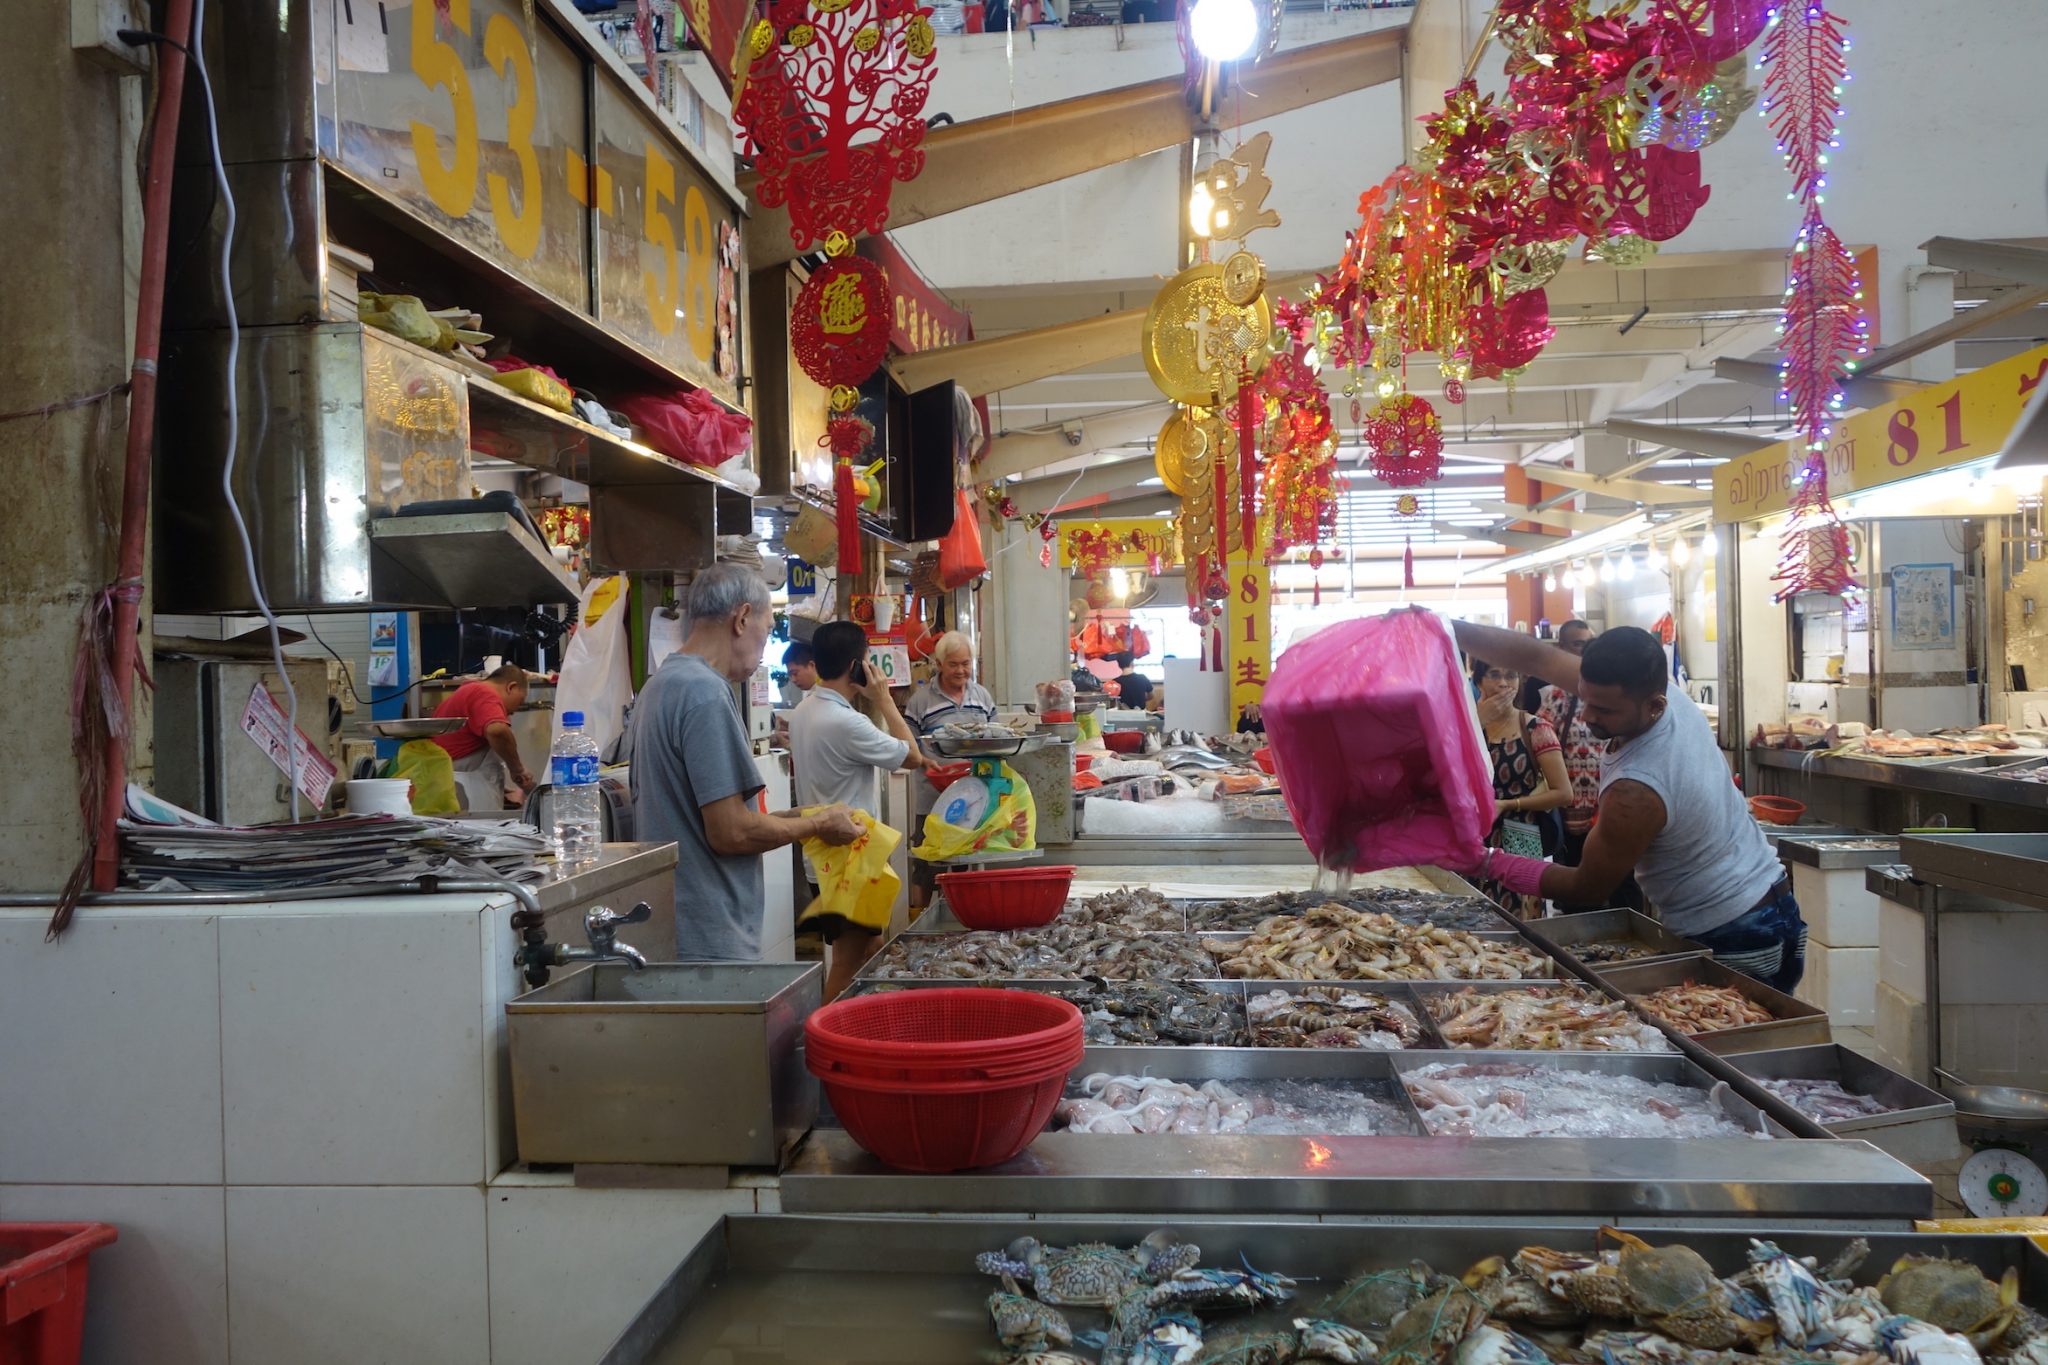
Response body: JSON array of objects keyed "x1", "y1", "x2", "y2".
[
  {"x1": 733, "y1": 0, "x2": 937, "y2": 575},
  {"x1": 1761, "y1": 2, "x2": 1867, "y2": 599},
  {"x1": 1363, "y1": 393, "x2": 1445, "y2": 488}
]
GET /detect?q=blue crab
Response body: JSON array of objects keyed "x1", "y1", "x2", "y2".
[
  {"x1": 977, "y1": 1231, "x2": 1203, "y2": 1308},
  {"x1": 1095, "y1": 1262, "x2": 1299, "y2": 1365},
  {"x1": 1451, "y1": 1322, "x2": 1550, "y2": 1365},
  {"x1": 1295, "y1": 1318, "x2": 1379, "y2": 1364},
  {"x1": 1321, "y1": 1262, "x2": 1447, "y2": 1329},
  {"x1": 1880, "y1": 1314, "x2": 1984, "y2": 1365},
  {"x1": 1380, "y1": 1281, "x2": 1492, "y2": 1365},
  {"x1": 1461, "y1": 1256, "x2": 1585, "y2": 1329},
  {"x1": 989, "y1": 1273, "x2": 1075, "y2": 1353},
  {"x1": 1993, "y1": 1307, "x2": 2048, "y2": 1365},
  {"x1": 1186, "y1": 1318, "x2": 1376, "y2": 1364},
  {"x1": 1878, "y1": 1257, "x2": 2022, "y2": 1351},
  {"x1": 1514, "y1": 1230, "x2": 1772, "y2": 1351}
]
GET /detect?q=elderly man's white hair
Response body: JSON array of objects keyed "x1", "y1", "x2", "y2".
[
  {"x1": 686, "y1": 560, "x2": 772, "y2": 626},
  {"x1": 932, "y1": 630, "x2": 975, "y2": 663}
]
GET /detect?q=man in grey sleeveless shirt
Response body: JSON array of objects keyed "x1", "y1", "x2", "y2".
[{"x1": 1446, "y1": 621, "x2": 1806, "y2": 990}]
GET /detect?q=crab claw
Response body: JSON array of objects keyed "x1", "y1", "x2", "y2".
[
  {"x1": 1465, "y1": 1256, "x2": 1509, "y2": 1288},
  {"x1": 1600, "y1": 1227, "x2": 1656, "y2": 1254}
]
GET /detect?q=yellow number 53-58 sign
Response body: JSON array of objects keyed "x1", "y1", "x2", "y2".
[{"x1": 330, "y1": 0, "x2": 739, "y2": 401}]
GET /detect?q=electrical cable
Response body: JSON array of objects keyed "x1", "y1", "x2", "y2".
[
  {"x1": 299, "y1": 615, "x2": 429, "y2": 708},
  {"x1": 191, "y1": 0, "x2": 305, "y2": 818}
]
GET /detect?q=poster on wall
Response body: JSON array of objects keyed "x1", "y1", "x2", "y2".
[{"x1": 1888, "y1": 564, "x2": 1955, "y2": 651}]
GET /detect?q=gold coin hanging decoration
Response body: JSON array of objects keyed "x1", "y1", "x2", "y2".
[
  {"x1": 1142, "y1": 264, "x2": 1271, "y2": 408},
  {"x1": 1221, "y1": 251, "x2": 1266, "y2": 308},
  {"x1": 1154, "y1": 409, "x2": 1209, "y2": 496}
]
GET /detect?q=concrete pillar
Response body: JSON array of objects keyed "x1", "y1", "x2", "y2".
[
  {"x1": 0, "y1": 17, "x2": 141, "y2": 888},
  {"x1": 1500, "y1": 466, "x2": 1572, "y2": 632}
]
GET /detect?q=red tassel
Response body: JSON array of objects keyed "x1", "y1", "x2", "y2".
[
  {"x1": 1211, "y1": 625, "x2": 1225, "y2": 671},
  {"x1": 834, "y1": 457, "x2": 862, "y2": 577},
  {"x1": 1213, "y1": 434, "x2": 1232, "y2": 564},
  {"x1": 1236, "y1": 369, "x2": 1259, "y2": 555},
  {"x1": 1402, "y1": 535, "x2": 1415, "y2": 590}
]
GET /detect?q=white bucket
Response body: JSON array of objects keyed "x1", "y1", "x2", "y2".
[{"x1": 347, "y1": 778, "x2": 413, "y2": 816}]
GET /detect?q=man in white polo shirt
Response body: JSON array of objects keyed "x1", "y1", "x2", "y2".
[{"x1": 789, "y1": 620, "x2": 926, "y2": 998}]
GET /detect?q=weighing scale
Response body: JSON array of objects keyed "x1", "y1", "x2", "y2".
[{"x1": 1961, "y1": 1146, "x2": 2048, "y2": 1219}]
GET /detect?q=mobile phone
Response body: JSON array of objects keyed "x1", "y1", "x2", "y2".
[{"x1": 851, "y1": 660, "x2": 869, "y2": 686}]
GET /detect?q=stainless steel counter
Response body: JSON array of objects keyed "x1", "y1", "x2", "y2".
[
  {"x1": 779, "y1": 1130, "x2": 1928, "y2": 1218},
  {"x1": 602, "y1": 1219, "x2": 2045, "y2": 1365},
  {"x1": 530, "y1": 842, "x2": 679, "y2": 914},
  {"x1": 1754, "y1": 747, "x2": 2048, "y2": 816}
]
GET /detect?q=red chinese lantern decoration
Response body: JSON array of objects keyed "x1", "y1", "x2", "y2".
[
  {"x1": 1363, "y1": 394, "x2": 1445, "y2": 489},
  {"x1": 733, "y1": 0, "x2": 939, "y2": 577}
]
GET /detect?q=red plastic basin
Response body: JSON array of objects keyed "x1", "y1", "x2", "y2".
[{"x1": 937, "y1": 865, "x2": 1076, "y2": 929}]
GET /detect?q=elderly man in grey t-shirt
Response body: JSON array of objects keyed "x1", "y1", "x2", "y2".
[{"x1": 629, "y1": 562, "x2": 862, "y2": 960}]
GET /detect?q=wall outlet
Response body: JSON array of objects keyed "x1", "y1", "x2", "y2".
[{"x1": 73, "y1": 0, "x2": 152, "y2": 74}]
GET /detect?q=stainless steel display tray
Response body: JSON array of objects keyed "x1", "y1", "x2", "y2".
[
  {"x1": 1597, "y1": 957, "x2": 1833, "y2": 1055},
  {"x1": 1903, "y1": 832, "x2": 2048, "y2": 912},
  {"x1": 1724, "y1": 1043, "x2": 1961, "y2": 1164},
  {"x1": 1511, "y1": 907, "x2": 1711, "y2": 969},
  {"x1": 1780, "y1": 837, "x2": 1904, "y2": 870},
  {"x1": 1410, "y1": 979, "x2": 1677, "y2": 1053},
  {"x1": 602, "y1": 1219, "x2": 2043, "y2": 1365}
]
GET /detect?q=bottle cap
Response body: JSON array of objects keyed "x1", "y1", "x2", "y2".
[{"x1": 563, "y1": 711, "x2": 585, "y2": 726}]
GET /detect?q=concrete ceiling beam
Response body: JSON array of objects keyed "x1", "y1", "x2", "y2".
[
  {"x1": 743, "y1": 27, "x2": 1403, "y2": 266},
  {"x1": 1712, "y1": 355, "x2": 1926, "y2": 407},
  {"x1": 1860, "y1": 282, "x2": 2048, "y2": 373},
  {"x1": 1602, "y1": 418, "x2": 1777, "y2": 460},
  {"x1": 1922, "y1": 237, "x2": 2048, "y2": 288},
  {"x1": 979, "y1": 402, "x2": 1172, "y2": 482}
]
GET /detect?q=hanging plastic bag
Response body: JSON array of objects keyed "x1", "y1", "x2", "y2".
[
  {"x1": 1262, "y1": 608, "x2": 1493, "y2": 874},
  {"x1": 614, "y1": 389, "x2": 755, "y2": 468},
  {"x1": 381, "y1": 739, "x2": 458, "y2": 814},
  {"x1": 553, "y1": 575, "x2": 635, "y2": 757},
  {"x1": 797, "y1": 808, "x2": 902, "y2": 938},
  {"x1": 912, "y1": 760, "x2": 1038, "y2": 861},
  {"x1": 936, "y1": 488, "x2": 987, "y2": 588}
]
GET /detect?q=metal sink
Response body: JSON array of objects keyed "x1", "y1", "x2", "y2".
[{"x1": 507, "y1": 962, "x2": 821, "y2": 1169}]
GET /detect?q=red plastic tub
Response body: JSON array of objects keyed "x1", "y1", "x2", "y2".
[
  {"x1": 1253, "y1": 746, "x2": 1277, "y2": 775},
  {"x1": 1748, "y1": 795, "x2": 1808, "y2": 825},
  {"x1": 805, "y1": 989, "x2": 1083, "y2": 1171},
  {"x1": 936, "y1": 865, "x2": 1076, "y2": 929},
  {"x1": 1102, "y1": 730, "x2": 1145, "y2": 754},
  {"x1": 0, "y1": 1223, "x2": 117, "y2": 1365}
]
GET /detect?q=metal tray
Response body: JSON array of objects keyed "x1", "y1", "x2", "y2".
[
  {"x1": 1410, "y1": 979, "x2": 1676, "y2": 1053},
  {"x1": 1514, "y1": 907, "x2": 1711, "y2": 969},
  {"x1": 1055, "y1": 1045, "x2": 1426, "y2": 1136},
  {"x1": 603, "y1": 1220, "x2": 2041, "y2": 1364},
  {"x1": 1389, "y1": 1048, "x2": 1772, "y2": 1136},
  {"x1": 1725, "y1": 1043, "x2": 1962, "y2": 1164},
  {"x1": 1779, "y1": 837, "x2": 1904, "y2": 870},
  {"x1": 1597, "y1": 956, "x2": 1833, "y2": 1055},
  {"x1": 928, "y1": 733, "x2": 1046, "y2": 757},
  {"x1": 357, "y1": 716, "x2": 464, "y2": 738}
]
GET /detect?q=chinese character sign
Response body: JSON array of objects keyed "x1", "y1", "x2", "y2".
[{"x1": 1228, "y1": 553, "x2": 1271, "y2": 723}]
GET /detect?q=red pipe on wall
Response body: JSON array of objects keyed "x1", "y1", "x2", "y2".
[{"x1": 91, "y1": 0, "x2": 197, "y2": 894}]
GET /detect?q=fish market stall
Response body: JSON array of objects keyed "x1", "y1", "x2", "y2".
[
  {"x1": 791, "y1": 878, "x2": 1952, "y2": 1223},
  {"x1": 601, "y1": 1217, "x2": 2048, "y2": 1365}
]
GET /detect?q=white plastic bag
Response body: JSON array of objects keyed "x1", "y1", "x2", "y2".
[{"x1": 552, "y1": 575, "x2": 635, "y2": 759}]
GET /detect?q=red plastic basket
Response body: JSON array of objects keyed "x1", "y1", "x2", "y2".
[
  {"x1": 1102, "y1": 730, "x2": 1146, "y2": 754},
  {"x1": 806, "y1": 988, "x2": 1082, "y2": 1060},
  {"x1": 1253, "y1": 747, "x2": 1277, "y2": 775},
  {"x1": 0, "y1": 1223, "x2": 117, "y2": 1365},
  {"x1": 936, "y1": 865, "x2": 1076, "y2": 930},
  {"x1": 821, "y1": 1069, "x2": 1069, "y2": 1171}
]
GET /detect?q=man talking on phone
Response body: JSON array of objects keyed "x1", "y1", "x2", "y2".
[{"x1": 789, "y1": 621, "x2": 926, "y2": 999}]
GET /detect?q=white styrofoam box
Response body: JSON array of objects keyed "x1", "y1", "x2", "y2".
[
  {"x1": 0, "y1": 1184, "x2": 227, "y2": 1365},
  {"x1": 1880, "y1": 899, "x2": 1928, "y2": 1003},
  {"x1": 226, "y1": 1186, "x2": 488, "y2": 1365},
  {"x1": 1875, "y1": 981, "x2": 1930, "y2": 1083},
  {"x1": 1800, "y1": 943, "x2": 1878, "y2": 1027},
  {"x1": 1941, "y1": 1004, "x2": 2048, "y2": 1093},
  {"x1": 484, "y1": 1179, "x2": 751, "y2": 1365},
  {"x1": 0, "y1": 913, "x2": 225, "y2": 1185},
  {"x1": 1933, "y1": 910, "x2": 2048, "y2": 1006},
  {"x1": 1790, "y1": 864, "x2": 1880, "y2": 946},
  {"x1": 220, "y1": 908, "x2": 493, "y2": 1185}
]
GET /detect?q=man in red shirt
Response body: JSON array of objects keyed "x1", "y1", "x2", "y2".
[{"x1": 430, "y1": 664, "x2": 536, "y2": 807}]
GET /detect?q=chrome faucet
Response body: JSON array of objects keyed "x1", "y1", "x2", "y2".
[{"x1": 555, "y1": 902, "x2": 652, "y2": 969}]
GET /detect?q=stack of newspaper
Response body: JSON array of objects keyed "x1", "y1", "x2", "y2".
[{"x1": 120, "y1": 785, "x2": 552, "y2": 891}]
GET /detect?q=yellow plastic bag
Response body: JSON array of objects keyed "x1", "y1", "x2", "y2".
[
  {"x1": 381, "y1": 739, "x2": 459, "y2": 815},
  {"x1": 490, "y1": 365, "x2": 575, "y2": 413},
  {"x1": 798, "y1": 808, "x2": 902, "y2": 937},
  {"x1": 911, "y1": 761, "x2": 1038, "y2": 862}
]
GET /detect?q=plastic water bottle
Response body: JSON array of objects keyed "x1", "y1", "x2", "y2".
[{"x1": 549, "y1": 711, "x2": 603, "y2": 867}]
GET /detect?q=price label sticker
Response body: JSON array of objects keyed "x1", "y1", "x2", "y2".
[{"x1": 865, "y1": 635, "x2": 911, "y2": 686}]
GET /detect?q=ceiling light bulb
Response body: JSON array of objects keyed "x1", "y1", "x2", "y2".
[
  {"x1": 1189, "y1": 0, "x2": 1258, "y2": 61},
  {"x1": 1618, "y1": 554, "x2": 1636, "y2": 581},
  {"x1": 1561, "y1": 567, "x2": 1578, "y2": 590},
  {"x1": 1646, "y1": 543, "x2": 1667, "y2": 571},
  {"x1": 1671, "y1": 536, "x2": 1691, "y2": 566},
  {"x1": 1702, "y1": 531, "x2": 1719, "y2": 559},
  {"x1": 1543, "y1": 572, "x2": 1559, "y2": 592},
  {"x1": 1188, "y1": 183, "x2": 1216, "y2": 238},
  {"x1": 1598, "y1": 558, "x2": 1614, "y2": 584},
  {"x1": 1109, "y1": 567, "x2": 1130, "y2": 601}
]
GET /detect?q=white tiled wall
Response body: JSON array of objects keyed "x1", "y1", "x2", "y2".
[
  {"x1": 0, "y1": 915, "x2": 225, "y2": 1186},
  {"x1": 226, "y1": 1186, "x2": 490, "y2": 1365},
  {"x1": 1790, "y1": 864, "x2": 1879, "y2": 946},
  {"x1": 485, "y1": 1181, "x2": 752, "y2": 1365},
  {"x1": 1800, "y1": 943, "x2": 1878, "y2": 1027},
  {"x1": 220, "y1": 910, "x2": 494, "y2": 1186}
]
